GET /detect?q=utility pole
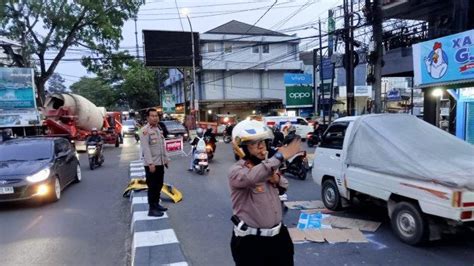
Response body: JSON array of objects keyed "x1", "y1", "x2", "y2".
[
  {"x1": 318, "y1": 19, "x2": 325, "y2": 124},
  {"x1": 134, "y1": 16, "x2": 139, "y2": 59},
  {"x1": 372, "y1": 0, "x2": 383, "y2": 113},
  {"x1": 344, "y1": 0, "x2": 355, "y2": 116},
  {"x1": 313, "y1": 48, "x2": 318, "y2": 117}
]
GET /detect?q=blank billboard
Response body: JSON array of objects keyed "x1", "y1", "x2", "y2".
[{"x1": 143, "y1": 30, "x2": 200, "y2": 68}]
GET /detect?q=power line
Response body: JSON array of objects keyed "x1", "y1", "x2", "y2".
[{"x1": 174, "y1": 0, "x2": 185, "y2": 31}]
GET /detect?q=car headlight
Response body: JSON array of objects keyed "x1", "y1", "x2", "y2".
[{"x1": 26, "y1": 168, "x2": 51, "y2": 183}]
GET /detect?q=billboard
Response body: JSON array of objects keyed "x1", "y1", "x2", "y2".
[
  {"x1": 413, "y1": 29, "x2": 474, "y2": 87},
  {"x1": 162, "y1": 93, "x2": 176, "y2": 113},
  {"x1": 143, "y1": 30, "x2": 200, "y2": 68},
  {"x1": 0, "y1": 67, "x2": 36, "y2": 109},
  {"x1": 284, "y1": 74, "x2": 313, "y2": 108},
  {"x1": 0, "y1": 67, "x2": 40, "y2": 127}
]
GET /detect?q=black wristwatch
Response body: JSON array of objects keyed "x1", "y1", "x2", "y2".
[{"x1": 273, "y1": 152, "x2": 284, "y2": 162}]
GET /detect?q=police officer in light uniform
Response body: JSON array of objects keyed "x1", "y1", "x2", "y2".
[
  {"x1": 228, "y1": 120, "x2": 301, "y2": 266},
  {"x1": 140, "y1": 108, "x2": 169, "y2": 217}
]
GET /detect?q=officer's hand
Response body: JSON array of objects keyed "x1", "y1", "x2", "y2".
[
  {"x1": 278, "y1": 136, "x2": 302, "y2": 160},
  {"x1": 149, "y1": 164, "x2": 156, "y2": 173},
  {"x1": 268, "y1": 172, "x2": 280, "y2": 185}
]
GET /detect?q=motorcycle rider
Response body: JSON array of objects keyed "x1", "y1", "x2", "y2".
[
  {"x1": 272, "y1": 126, "x2": 284, "y2": 148},
  {"x1": 188, "y1": 128, "x2": 205, "y2": 171},
  {"x1": 229, "y1": 120, "x2": 301, "y2": 266},
  {"x1": 86, "y1": 128, "x2": 103, "y2": 159},
  {"x1": 204, "y1": 128, "x2": 217, "y2": 148}
]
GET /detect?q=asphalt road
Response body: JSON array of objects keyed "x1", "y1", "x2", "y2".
[
  {"x1": 162, "y1": 138, "x2": 474, "y2": 266},
  {"x1": 0, "y1": 137, "x2": 138, "y2": 266}
]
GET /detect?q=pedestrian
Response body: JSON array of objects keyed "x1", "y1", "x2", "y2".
[
  {"x1": 229, "y1": 120, "x2": 301, "y2": 266},
  {"x1": 140, "y1": 108, "x2": 169, "y2": 217}
]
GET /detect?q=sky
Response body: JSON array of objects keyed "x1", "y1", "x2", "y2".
[{"x1": 56, "y1": 0, "x2": 341, "y2": 87}]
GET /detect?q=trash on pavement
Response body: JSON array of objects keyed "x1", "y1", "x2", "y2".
[
  {"x1": 288, "y1": 228, "x2": 368, "y2": 244},
  {"x1": 284, "y1": 200, "x2": 327, "y2": 210},
  {"x1": 123, "y1": 179, "x2": 183, "y2": 203},
  {"x1": 322, "y1": 216, "x2": 381, "y2": 232}
]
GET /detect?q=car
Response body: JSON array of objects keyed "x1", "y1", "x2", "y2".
[
  {"x1": 158, "y1": 120, "x2": 189, "y2": 140},
  {"x1": 0, "y1": 137, "x2": 81, "y2": 203},
  {"x1": 122, "y1": 120, "x2": 137, "y2": 136}
]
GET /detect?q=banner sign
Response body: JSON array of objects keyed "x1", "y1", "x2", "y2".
[
  {"x1": 165, "y1": 137, "x2": 186, "y2": 156},
  {"x1": 0, "y1": 67, "x2": 36, "y2": 110},
  {"x1": 0, "y1": 109, "x2": 41, "y2": 127},
  {"x1": 284, "y1": 73, "x2": 312, "y2": 85},
  {"x1": 321, "y1": 58, "x2": 333, "y2": 80},
  {"x1": 285, "y1": 86, "x2": 313, "y2": 108},
  {"x1": 413, "y1": 29, "x2": 474, "y2": 86},
  {"x1": 162, "y1": 93, "x2": 176, "y2": 113}
]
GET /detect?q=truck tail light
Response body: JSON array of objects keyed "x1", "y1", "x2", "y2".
[
  {"x1": 460, "y1": 211, "x2": 472, "y2": 220},
  {"x1": 452, "y1": 191, "x2": 462, "y2": 208}
]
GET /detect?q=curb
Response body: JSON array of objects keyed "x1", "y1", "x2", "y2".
[{"x1": 129, "y1": 160, "x2": 188, "y2": 266}]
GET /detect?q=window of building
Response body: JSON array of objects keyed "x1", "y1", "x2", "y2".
[
  {"x1": 207, "y1": 43, "x2": 216, "y2": 53},
  {"x1": 289, "y1": 44, "x2": 297, "y2": 54},
  {"x1": 252, "y1": 45, "x2": 259, "y2": 54},
  {"x1": 262, "y1": 44, "x2": 270, "y2": 53},
  {"x1": 224, "y1": 43, "x2": 232, "y2": 53}
]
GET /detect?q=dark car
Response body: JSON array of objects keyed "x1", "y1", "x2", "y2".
[
  {"x1": 158, "y1": 120, "x2": 189, "y2": 140},
  {"x1": 0, "y1": 137, "x2": 81, "y2": 203}
]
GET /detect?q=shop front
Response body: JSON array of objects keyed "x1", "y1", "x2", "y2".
[{"x1": 413, "y1": 29, "x2": 474, "y2": 143}]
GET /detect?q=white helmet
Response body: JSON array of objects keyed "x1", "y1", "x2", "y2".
[
  {"x1": 196, "y1": 127, "x2": 204, "y2": 137},
  {"x1": 232, "y1": 120, "x2": 273, "y2": 159}
]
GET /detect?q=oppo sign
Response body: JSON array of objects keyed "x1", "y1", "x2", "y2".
[{"x1": 289, "y1": 92, "x2": 311, "y2": 99}]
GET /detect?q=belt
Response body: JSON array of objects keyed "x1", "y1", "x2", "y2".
[{"x1": 232, "y1": 218, "x2": 282, "y2": 237}]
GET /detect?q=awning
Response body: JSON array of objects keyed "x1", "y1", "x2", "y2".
[{"x1": 417, "y1": 78, "x2": 474, "y2": 89}]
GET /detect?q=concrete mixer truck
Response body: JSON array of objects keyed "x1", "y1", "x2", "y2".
[{"x1": 42, "y1": 93, "x2": 123, "y2": 151}]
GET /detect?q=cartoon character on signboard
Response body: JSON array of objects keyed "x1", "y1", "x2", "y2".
[{"x1": 424, "y1": 42, "x2": 448, "y2": 79}]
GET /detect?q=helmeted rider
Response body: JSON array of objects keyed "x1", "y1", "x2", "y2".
[
  {"x1": 228, "y1": 120, "x2": 301, "y2": 265},
  {"x1": 188, "y1": 128, "x2": 205, "y2": 171},
  {"x1": 86, "y1": 128, "x2": 103, "y2": 158}
]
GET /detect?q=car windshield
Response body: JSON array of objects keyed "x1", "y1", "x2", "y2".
[
  {"x1": 123, "y1": 120, "x2": 135, "y2": 126},
  {"x1": 162, "y1": 121, "x2": 185, "y2": 131},
  {"x1": 0, "y1": 141, "x2": 52, "y2": 161}
]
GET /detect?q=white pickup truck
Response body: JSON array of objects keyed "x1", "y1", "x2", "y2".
[{"x1": 312, "y1": 114, "x2": 474, "y2": 245}]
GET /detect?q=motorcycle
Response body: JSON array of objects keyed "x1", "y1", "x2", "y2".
[
  {"x1": 134, "y1": 129, "x2": 140, "y2": 142},
  {"x1": 87, "y1": 141, "x2": 104, "y2": 170},
  {"x1": 306, "y1": 132, "x2": 320, "y2": 147},
  {"x1": 191, "y1": 138, "x2": 209, "y2": 175},
  {"x1": 223, "y1": 124, "x2": 233, "y2": 143},
  {"x1": 204, "y1": 134, "x2": 216, "y2": 161},
  {"x1": 280, "y1": 150, "x2": 309, "y2": 180}
]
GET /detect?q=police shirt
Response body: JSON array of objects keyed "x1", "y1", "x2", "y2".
[
  {"x1": 140, "y1": 123, "x2": 169, "y2": 166},
  {"x1": 228, "y1": 157, "x2": 288, "y2": 229}
]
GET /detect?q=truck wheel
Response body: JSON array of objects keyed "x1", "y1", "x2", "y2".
[
  {"x1": 321, "y1": 179, "x2": 342, "y2": 210},
  {"x1": 391, "y1": 201, "x2": 429, "y2": 245}
]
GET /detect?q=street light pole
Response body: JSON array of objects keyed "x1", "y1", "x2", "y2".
[{"x1": 185, "y1": 14, "x2": 197, "y2": 123}]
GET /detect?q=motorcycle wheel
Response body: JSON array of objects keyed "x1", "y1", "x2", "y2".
[
  {"x1": 89, "y1": 157, "x2": 95, "y2": 170},
  {"x1": 298, "y1": 168, "x2": 307, "y2": 180}
]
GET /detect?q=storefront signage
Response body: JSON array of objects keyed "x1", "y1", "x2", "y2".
[
  {"x1": 0, "y1": 67, "x2": 36, "y2": 110},
  {"x1": 413, "y1": 29, "x2": 474, "y2": 87},
  {"x1": 285, "y1": 86, "x2": 313, "y2": 108},
  {"x1": 284, "y1": 73, "x2": 312, "y2": 85}
]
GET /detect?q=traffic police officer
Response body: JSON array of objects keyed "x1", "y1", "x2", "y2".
[
  {"x1": 140, "y1": 108, "x2": 169, "y2": 217},
  {"x1": 229, "y1": 120, "x2": 301, "y2": 266}
]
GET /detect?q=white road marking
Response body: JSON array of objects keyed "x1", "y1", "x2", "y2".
[
  {"x1": 133, "y1": 229, "x2": 179, "y2": 248},
  {"x1": 165, "y1": 262, "x2": 189, "y2": 266},
  {"x1": 131, "y1": 172, "x2": 146, "y2": 177},
  {"x1": 130, "y1": 167, "x2": 144, "y2": 171}
]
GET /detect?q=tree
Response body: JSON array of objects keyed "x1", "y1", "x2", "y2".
[
  {"x1": 1, "y1": 0, "x2": 142, "y2": 105},
  {"x1": 120, "y1": 61, "x2": 163, "y2": 110},
  {"x1": 47, "y1": 73, "x2": 66, "y2": 94},
  {"x1": 70, "y1": 77, "x2": 117, "y2": 109}
]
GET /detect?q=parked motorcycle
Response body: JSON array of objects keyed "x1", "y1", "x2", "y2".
[
  {"x1": 87, "y1": 141, "x2": 104, "y2": 170},
  {"x1": 191, "y1": 138, "x2": 209, "y2": 175}
]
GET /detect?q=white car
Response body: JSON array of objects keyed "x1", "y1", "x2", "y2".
[
  {"x1": 262, "y1": 116, "x2": 313, "y2": 140},
  {"x1": 312, "y1": 114, "x2": 474, "y2": 245},
  {"x1": 122, "y1": 120, "x2": 137, "y2": 136}
]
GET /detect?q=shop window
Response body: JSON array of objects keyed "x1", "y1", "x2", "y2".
[
  {"x1": 207, "y1": 43, "x2": 216, "y2": 53},
  {"x1": 263, "y1": 44, "x2": 270, "y2": 54},
  {"x1": 252, "y1": 45, "x2": 259, "y2": 54},
  {"x1": 224, "y1": 43, "x2": 232, "y2": 53}
]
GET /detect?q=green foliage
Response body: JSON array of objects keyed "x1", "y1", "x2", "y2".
[
  {"x1": 120, "y1": 62, "x2": 161, "y2": 110},
  {"x1": 2, "y1": 0, "x2": 143, "y2": 103},
  {"x1": 70, "y1": 77, "x2": 117, "y2": 109},
  {"x1": 47, "y1": 73, "x2": 66, "y2": 93}
]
